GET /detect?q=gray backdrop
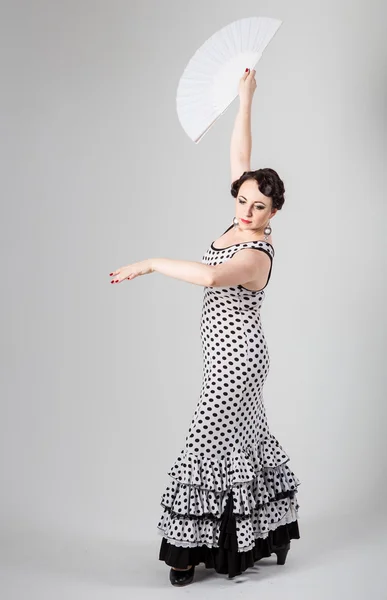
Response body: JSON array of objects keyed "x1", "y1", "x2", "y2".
[{"x1": 1, "y1": 0, "x2": 386, "y2": 597}]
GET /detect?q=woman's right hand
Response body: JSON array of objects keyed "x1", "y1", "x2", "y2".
[{"x1": 238, "y1": 68, "x2": 257, "y2": 105}]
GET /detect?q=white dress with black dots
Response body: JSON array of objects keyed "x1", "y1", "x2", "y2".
[{"x1": 157, "y1": 224, "x2": 301, "y2": 578}]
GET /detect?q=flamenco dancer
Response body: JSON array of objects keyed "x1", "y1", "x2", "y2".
[{"x1": 109, "y1": 68, "x2": 301, "y2": 586}]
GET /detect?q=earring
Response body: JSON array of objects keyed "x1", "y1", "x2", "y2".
[
  {"x1": 233, "y1": 216, "x2": 239, "y2": 227},
  {"x1": 264, "y1": 222, "x2": 272, "y2": 240}
]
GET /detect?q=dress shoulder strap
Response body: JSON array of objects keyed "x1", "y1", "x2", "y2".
[
  {"x1": 216, "y1": 223, "x2": 275, "y2": 257},
  {"x1": 243, "y1": 239, "x2": 275, "y2": 258}
]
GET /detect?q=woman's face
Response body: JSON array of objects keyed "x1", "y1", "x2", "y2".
[{"x1": 235, "y1": 179, "x2": 277, "y2": 231}]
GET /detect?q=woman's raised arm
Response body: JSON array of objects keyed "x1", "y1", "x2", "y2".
[{"x1": 230, "y1": 68, "x2": 257, "y2": 184}]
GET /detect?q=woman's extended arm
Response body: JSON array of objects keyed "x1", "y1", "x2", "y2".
[
  {"x1": 110, "y1": 257, "x2": 214, "y2": 287},
  {"x1": 151, "y1": 257, "x2": 213, "y2": 287},
  {"x1": 152, "y1": 252, "x2": 264, "y2": 288},
  {"x1": 152, "y1": 252, "x2": 265, "y2": 288},
  {"x1": 110, "y1": 252, "x2": 263, "y2": 288}
]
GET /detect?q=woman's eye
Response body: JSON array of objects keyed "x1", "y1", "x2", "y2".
[{"x1": 238, "y1": 199, "x2": 263, "y2": 210}]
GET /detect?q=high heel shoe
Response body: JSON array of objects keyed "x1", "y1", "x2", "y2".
[
  {"x1": 169, "y1": 564, "x2": 195, "y2": 586},
  {"x1": 273, "y1": 542, "x2": 290, "y2": 565}
]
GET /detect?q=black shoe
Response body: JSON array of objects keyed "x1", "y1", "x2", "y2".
[
  {"x1": 169, "y1": 564, "x2": 195, "y2": 586},
  {"x1": 273, "y1": 542, "x2": 291, "y2": 565}
]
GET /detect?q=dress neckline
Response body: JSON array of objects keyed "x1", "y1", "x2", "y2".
[
  {"x1": 211, "y1": 239, "x2": 275, "y2": 251},
  {"x1": 211, "y1": 223, "x2": 275, "y2": 252}
]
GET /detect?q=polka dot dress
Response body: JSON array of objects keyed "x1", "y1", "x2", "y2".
[{"x1": 157, "y1": 224, "x2": 301, "y2": 577}]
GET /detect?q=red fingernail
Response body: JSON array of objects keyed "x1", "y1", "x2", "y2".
[
  {"x1": 245, "y1": 68, "x2": 249, "y2": 72},
  {"x1": 109, "y1": 273, "x2": 113, "y2": 276}
]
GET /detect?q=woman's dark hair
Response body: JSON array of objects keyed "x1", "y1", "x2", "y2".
[{"x1": 231, "y1": 168, "x2": 285, "y2": 210}]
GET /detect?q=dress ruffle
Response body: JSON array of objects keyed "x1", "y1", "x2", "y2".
[
  {"x1": 157, "y1": 440, "x2": 301, "y2": 577},
  {"x1": 167, "y1": 435, "x2": 297, "y2": 491},
  {"x1": 158, "y1": 494, "x2": 299, "y2": 545},
  {"x1": 158, "y1": 489, "x2": 300, "y2": 578},
  {"x1": 161, "y1": 463, "x2": 299, "y2": 517}
]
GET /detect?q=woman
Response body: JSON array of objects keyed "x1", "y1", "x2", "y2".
[{"x1": 109, "y1": 68, "x2": 301, "y2": 585}]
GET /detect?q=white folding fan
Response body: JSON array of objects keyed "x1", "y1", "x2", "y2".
[{"x1": 176, "y1": 16, "x2": 283, "y2": 144}]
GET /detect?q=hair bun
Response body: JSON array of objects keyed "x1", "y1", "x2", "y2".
[{"x1": 230, "y1": 168, "x2": 285, "y2": 210}]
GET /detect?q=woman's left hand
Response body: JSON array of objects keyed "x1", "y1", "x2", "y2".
[{"x1": 109, "y1": 259, "x2": 154, "y2": 283}]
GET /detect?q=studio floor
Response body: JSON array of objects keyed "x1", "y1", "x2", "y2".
[{"x1": 1, "y1": 511, "x2": 386, "y2": 600}]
